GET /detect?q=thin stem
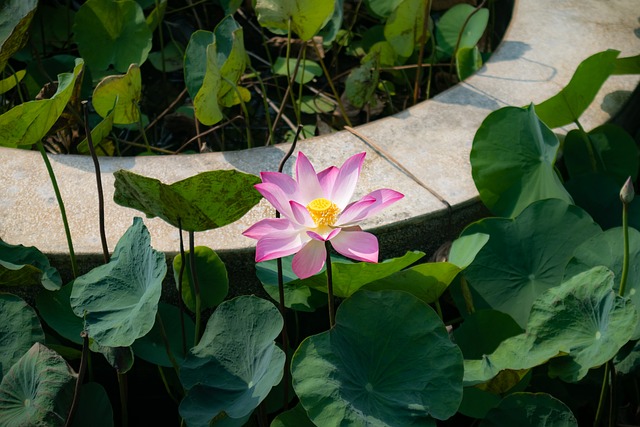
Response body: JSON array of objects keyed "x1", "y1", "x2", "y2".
[
  {"x1": 156, "y1": 312, "x2": 182, "y2": 376},
  {"x1": 620, "y1": 202, "x2": 630, "y2": 297},
  {"x1": 594, "y1": 362, "x2": 611, "y2": 426},
  {"x1": 285, "y1": 19, "x2": 302, "y2": 129},
  {"x1": 449, "y1": 0, "x2": 487, "y2": 78},
  {"x1": 325, "y1": 241, "x2": 336, "y2": 328},
  {"x1": 413, "y1": 0, "x2": 432, "y2": 105},
  {"x1": 459, "y1": 276, "x2": 475, "y2": 314},
  {"x1": 246, "y1": 64, "x2": 274, "y2": 144},
  {"x1": 64, "y1": 332, "x2": 89, "y2": 427},
  {"x1": 117, "y1": 372, "x2": 128, "y2": 427},
  {"x1": 157, "y1": 365, "x2": 180, "y2": 404},
  {"x1": 575, "y1": 119, "x2": 599, "y2": 172},
  {"x1": 222, "y1": 76, "x2": 253, "y2": 148},
  {"x1": 137, "y1": 105, "x2": 152, "y2": 153},
  {"x1": 312, "y1": 41, "x2": 353, "y2": 127},
  {"x1": 82, "y1": 101, "x2": 109, "y2": 262},
  {"x1": 177, "y1": 222, "x2": 188, "y2": 357},
  {"x1": 36, "y1": 141, "x2": 79, "y2": 278},
  {"x1": 188, "y1": 231, "x2": 202, "y2": 346}
]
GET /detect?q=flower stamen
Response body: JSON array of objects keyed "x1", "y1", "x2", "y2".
[{"x1": 307, "y1": 198, "x2": 340, "y2": 226}]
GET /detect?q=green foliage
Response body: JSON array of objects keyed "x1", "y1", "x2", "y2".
[
  {"x1": 479, "y1": 393, "x2": 578, "y2": 426},
  {"x1": 92, "y1": 63, "x2": 141, "y2": 125},
  {"x1": 0, "y1": 343, "x2": 76, "y2": 426},
  {"x1": 255, "y1": 0, "x2": 335, "y2": 41},
  {"x1": 436, "y1": 4, "x2": 489, "y2": 58},
  {"x1": 471, "y1": 104, "x2": 572, "y2": 217},
  {"x1": 0, "y1": 294, "x2": 45, "y2": 380},
  {"x1": 36, "y1": 282, "x2": 84, "y2": 345},
  {"x1": 0, "y1": 59, "x2": 83, "y2": 148},
  {"x1": 70, "y1": 218, "x2": 166, "y2": 348},
  {"x1": 179, "y1": 296, "x2": 284, "y2": 426},
  {"x1": 70, "y1": 383, "x2": 114, "y2": 427},
  {"x1": 384, "y1": 0, "x2": 430, "y2": 58},
  {"x1": 113, "y1": 169, "x2": 262, "y2": 232},
  {"x1": 0, "y1": 240, "x2": 62, "y2": 290},
  {"x1": 345, "y1": 57, "x2": 379, "y2": 108},
  {"x1": 0, "y1": 0, "x2": 37, "y2": 72},
  {"x1": 292, "y1": 290, "x2": 464, "y2": 426},
  {"x1": 73, "y1": 0, "x2": 152, "y2": 72},
  {"x1": 173, "y1": 246, "x2": 229, "y2": 312},
  {"x1": 272, "y1": 57, "x2": 323, "y2": 84}
]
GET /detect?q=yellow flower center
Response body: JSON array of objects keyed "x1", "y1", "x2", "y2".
[{"x1": 306, "y1": 198, "x2": 340, "y2": 226}]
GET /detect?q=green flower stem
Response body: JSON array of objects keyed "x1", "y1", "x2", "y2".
[
  {"x1": 64, "y1": 332, "x2": 89, "y2": 427},
  {"x1": 459, "y1": 276, "x2": 476, "y2": 314},
  {"x1": 188, "y1": 231, "x2": 202, "y2": 346},
  {"x1": 36, "y1": 140, "x2": 79, "y2": 278},
  {"x1": 156, "y1": 365, "x2": 180, "y2": 404},
  {"x1": 117, "y1": 372, "x2": 128, "y2": 427},
  {"x1": 223, "y1": 76, "x2": 252, "y2": 148},
  {"x1": 413, "y1": 0, "x2": 432, "y2": 105},
  {"x1": 312, "y1": 41, "x2": 353, "y2": 128},
  {"x1": 574, "y1": 119, "x2": 599, "y2": 172},
  {"x1": 620, "y1": 201, "x2": 630, "y2": 297},
  {"x1": 325, "y1": 241, "x2": 336, "y2": 328},
  {"x1": 177, "y1": 221, "x2": 188, "y2": 357},
  {"x1": 136, "y1": 105, "x2": 152, "y2": 154},
  {"x1": 593, "y1": 362, "x2": 611, "y2": 427},
  {"x1": 156, "y1": 312, "x2": 182, "y2": 377}
]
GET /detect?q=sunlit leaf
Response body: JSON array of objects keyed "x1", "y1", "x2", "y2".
[
  {"x1": 0, "y1": 0, "x2": 37, "y2": 72},
  {"x1": 272, "y1": 57, "x2": 322, "y2": 85},
  {"x1": 384, "y1": 0, "x2": 430, "y2": 57},
  {"x1": 92, "y1": 64, "x2": 141, "y2": 125},
  {"x1": 464, "y1": 267, "x2": 637, "y2": 385},
  {"x1": 470, "y1": 104, "x2": 572, "y2": 217},
  {"x1": 76, "y1": 105, "x2": 116, "y2": 156},
  {"x1": 255, "y1": 0, "x2": 335, "y2": 41},
  {"x1": 534, "y1": 50, "x2": 620, "y2": 128},
  {"x1": 145, "y1": 0, "x2": 167, "y2": 32},
  {"x1": 612, "y1": 54, "x2": 640, "y2": 75},
  {"x1": 0, "y1": 58, "x2": 83, "y2": 148},
  {"x1": 292, "y1": 290, "x2": 463, "y2": 426},
  {"x1": 479, "y1": 393, "x2": 578, "y2": 427},
  {"x1": 300, "y1": 95, "x2": 335, "y2": 114},
  {"x1": 173, "y1": 246, "x2": 229, "y2": 312},
  {"x1": 0, "y1": 69, "x2": 25, "y2": 94},
  {"x1": 0, "y1": 343, "x2": 76, "y2": 426},
  {"x1": 0, "y1": 240, "x2": 62, "y2": 290},
  {"x1": 0, "y1": 294, "x2": 45, "y2": 380},
  {"x1": 345, "y1": 57, "x2": 379, "y2": 109},
  {"x1": 365, "y1": 0, "x2": 403, "y2": 19},
  {"x1": 113, "y1": 169, "x2": 262, "y2": 232},
  {"x1": 70, "y1": 218, "x2": 166, "y2": 348},
  {"x1": 456, "y1": 45, "x2": 482, "y2": 81},
  {"x1": 73, "y1": 0, "x2": 152, "y2": 72},
  {"x1": 179, "y1": 296, "x2": 284, "y2": 426},
  {"x1": 435, "y1": 3, "x2": 488, "y2": 58}
]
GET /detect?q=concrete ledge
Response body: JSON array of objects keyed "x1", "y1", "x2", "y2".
[{"x1": 1, "y1": 0, "x2": 639, "y2": 294}]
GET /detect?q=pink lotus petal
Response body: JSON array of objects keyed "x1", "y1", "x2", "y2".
[
  {"x1": 336, "y1": 197, "x2": 376, "y2": 225},
  {"x1": 292, "y1": 240, "x2": 327, "y2": 279},
  {"x1": 255, "y1": 229, "x2": 307, "y2": 262},
  {"x1": 338, "y1": 189, "x2": 404, "y2": 225},
  {"x1": 243, "y1": 218, "x2": 296, "y2": 240},
  {"x1": 307, "y1": 228, "x2": 341, "y2": 241},
  {"x1": 260, "y1": 172, "x2": 299, "y2": 199},
  {"x1": 330, "y1": 229, "x2": 379, "y2": 263},
  {"x1": 295, "y1": 153, "x2": 323, "y2": 204},
  {"x1": 317, "y1": 166, "x2": 339, "y2": 198},
  {"x1": 289, "y1": 200, "x2": 315, "y2": 227},
  {"x1": 331, "y1": 152, "x2": 366, "y2": 208},
  {"x1": 255, "y1": 182, "x2": 295, "y2": 219}
]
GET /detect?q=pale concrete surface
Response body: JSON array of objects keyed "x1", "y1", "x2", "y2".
[{"x1": 1, "y1": 0, "x2": 638, "y2": 295}]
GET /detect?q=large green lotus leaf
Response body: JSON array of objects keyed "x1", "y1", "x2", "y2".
[
  {"x1": 613, "y1": 54, "x2": 640, "y2": 75},
  {"x1": 145, "y1": 0, "x2": 167, "y2": 32},
  {"x1": 92, "y1": 64, "x2": 141, "y2": 125},
  {"x1": 0, "y1": 58, "x2": 83, "y2": 148},
  {"x1": 0, "y1": 343, "x2": 76, "y2": 426},
  {"x1": 36, "y1": 282, "x2": 84, "y2": 345},
  {"x1": 464, "y1": 267, "x2": 637, "y2": 385},
  {"x1": 271, "y1": 402, "x2": 315, "y2": 427},
  {"x1": 534, "y1": 50, "x2": 620, "y2": 128},
  {"x1": 435, "y1": 3, "x2": 488, "y2": 58},
  {"x1": 384, "y1": 0, "x2": 430, "y2": 58},
  {"x1": 479, "y1": 393, "x2": 577, "y2": 427},
  {"x1": 292, "y1": 290, "x2": 463, "y2": 426},
  {"x1": 256, "y1": 255, "x2": 327, "y2": 312},
  {"x1": 132, "y1": 302, "x2": 195, "y2": 367},
  {"x1": 193, "y1": 45, "x2": 224, "y2": 126},
  {"x1": 255, "y1": 0, "x2": 335, "y2": 41},
  {"x1": 272, "y1": 57, "x2": 323, "y2": 85},
  {"x1": 70, "y1": 382, "x2": 114, "y2": 427},
  {"x1": 345, "y1": 57, "x2": 379, "y2": 108},
  {"x1": 179, "y1": 296, "x2": 285, "y2": 426},
  {"x1": 173, "y1": 246, "x2": 229, "y2": 312},
  {"x1": 0, "y1": 240, "x2": 62, "y2": 290},
  {"x1": 453, "y1": 310, "x2": 523, "y2": 360},
  {"x1": 470, "y1": 104, "x2": 572, "y2": 217},
  {"x1": 73, "y1": 0, "x2": 152, "y2": 72},
  {"x1": 148, "y1": 40, "x2": 184, "y2": 73},
  {"x1": 462, "y1": 199, "x2": 601, "y2": 327},
  {"x1": 70, "y1": 218, "x2": 166, "y2": 348},
  {"x1": 363, "y1": 261, "x2": 460, "y2": 304},
  {"x1": 564, "y1": 227, "x2": 640, "y2": 338},
  {"x1": 212, "y1": 16, "x2": 248, "y2": 108},
  {"x1": 287, "y1": 250, "x2": 425, "y2": 298},
  {"x1": 113, "y1": 169, "x2": 262, "y2": 232},
  {"x1": 563, "y1": 124, "x2": 639, "y2": 186},
  {"x1": 615, "y1": 340, "x2": 640, "y2": 375},
  {"x1": 0, "y1": 294, "x2": 45, "y2": 380},
  {"x1": 0, "y1": 0, "x2": 37, "y2": 72},
  {"x1": 458, "y1": 386, "x2": 501, "y2": 419}
]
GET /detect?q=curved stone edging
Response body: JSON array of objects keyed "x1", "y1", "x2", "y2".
[{"x1": 1, "y1": 0, "x2": 639, "y2": 293}]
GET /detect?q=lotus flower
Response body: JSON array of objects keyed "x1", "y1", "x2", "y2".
[{"x1": 243, "y1": 152, "x2": 404, "y2": 279}]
